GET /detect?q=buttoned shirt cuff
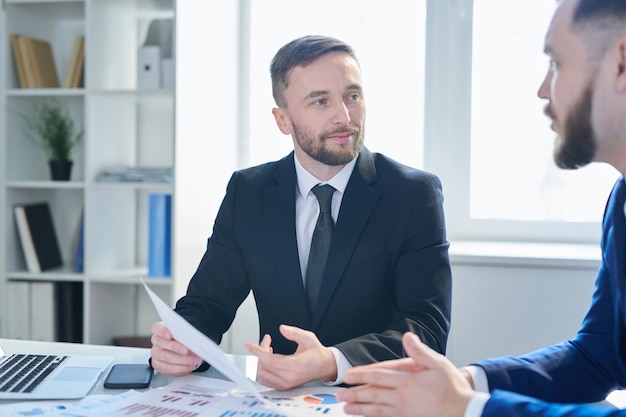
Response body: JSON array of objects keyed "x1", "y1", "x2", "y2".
[
  {"x1": 323, "y1": 347, "x2": 352, "y2": 385},
  {"x1": 464, "y1": 392, "x2": 490, "y2": 417},
  {"x1": 462, "y1": 365, "x2": 489, "y2": 393}
]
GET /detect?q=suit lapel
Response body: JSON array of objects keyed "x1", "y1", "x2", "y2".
[
  {"x1": 265, "y1": 154, "x2": 312, "y2": 326},
  {"x1": 607, "y1": 178, "x2": 626, "y2": 370},
  {"x1": 611, "y1": 179, "x2": 626, "y2": 320},
  {"x1": 312, "y1": 148, "x2": 381, "y2": 328},
  {"x1": 617, "y1": 180, "x2": 626, "y2": 367}
]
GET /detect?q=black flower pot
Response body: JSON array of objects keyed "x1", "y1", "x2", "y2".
[{"x1": 49, "y1": 159, "x2": 73, "y2": 181}]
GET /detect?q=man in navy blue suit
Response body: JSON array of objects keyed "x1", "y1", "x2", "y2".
[
  {"x1": 337, "y1": 0, "x2": 626, "y2": 416},
  {"x1": 149, "y1": 35, "x2": 452, "y2": 390}
]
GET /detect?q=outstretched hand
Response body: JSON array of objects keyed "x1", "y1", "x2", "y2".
[
  {"x1": 336, "y1": 332, "x2": 474, "y2": 417},
  {"x1": 244, "y1": 324, "x2": 337, "y2": 390}
]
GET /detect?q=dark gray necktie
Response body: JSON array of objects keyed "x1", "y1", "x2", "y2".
[{"x1": 306, "y1": 184, "x2": 336, "y2": 312}]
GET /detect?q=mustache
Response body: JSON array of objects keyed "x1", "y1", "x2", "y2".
[
  {"x1": 543, "y1": 103, "x2": 556, "y2": 121},
  {"x1": 325, "y1": 125, "x2": 360, "y2": 136}
]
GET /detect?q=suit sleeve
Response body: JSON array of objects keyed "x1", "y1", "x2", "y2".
[
  {"x1": 482, "y1": 389, "x2": 624, "y2": 417},
  {"x1": 336, "y1": 172, "x2": 452, "y2": 364},
  {"x1": 174, "y1": 172, "x2": 251, "y2": 345},
  {"x1": 475, "y1": 180, "x2": 626, "y2": 405}
]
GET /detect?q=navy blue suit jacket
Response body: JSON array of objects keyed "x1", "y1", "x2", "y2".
[
  {"x1": 174, "y1": 147, "x2": 452, "y2": 365},
  {"x1": 476, "y1": 177, "x2": 626, "y2": 416}
]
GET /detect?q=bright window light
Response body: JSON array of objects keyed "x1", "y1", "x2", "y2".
[
  {"x1": 470, "y1": 0, "x2": 618, "y2": 222},
  {"x1": 248, "y1": 0, "x2": 426, "y2": 169}
]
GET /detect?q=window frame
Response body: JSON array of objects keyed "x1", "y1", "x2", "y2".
[
  {"x1": 235, "y1": 0, "x2": 604, "y2": 245},
  {"x1": 423, "y1": 0, "x2": 603, "y2": 244}
]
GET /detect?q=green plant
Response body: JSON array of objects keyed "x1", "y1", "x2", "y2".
[{"x1": 19, "y1": 99, "x2": 83, "y2": 161}]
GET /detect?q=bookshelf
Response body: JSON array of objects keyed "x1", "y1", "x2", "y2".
[{"x1": 0, "y1": 0, "x2": 176, "y2": 345}]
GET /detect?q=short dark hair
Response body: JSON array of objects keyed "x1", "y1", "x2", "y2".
[
  {"x1": 270, "y1": 35, "x2": 359, "y2": 107},
  {"x1": 574, "y1": 0, "x2": 626, "y2": 22},
  {"x1": 572, "y1": 0, "x2": 626, "y2": 61}
]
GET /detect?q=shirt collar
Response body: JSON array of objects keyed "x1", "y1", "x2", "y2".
[{"x1": 294, "y1": 153, "x2": 357, "y2": 199}]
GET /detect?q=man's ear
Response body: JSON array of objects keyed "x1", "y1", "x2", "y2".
[
  {"x1": 615, "y1": 37, "x2": 626, "y2": 92},
  {"x1": 272, "y1": 107, "x2": 292, "y2": 135}
]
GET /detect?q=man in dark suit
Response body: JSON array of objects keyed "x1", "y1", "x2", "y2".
[
  {"x1": 150, "y1": 35, "x2": 452, "y2": 390},
  {"x1": 337, "y1": 0, "x2": 626, "y2": 416}
]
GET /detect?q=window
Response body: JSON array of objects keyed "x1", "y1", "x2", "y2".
[
  {"x1": 246, "y1": 0, "x2": 426, "y2": 170},
  {"x1": 470, "y1": 0, "x2": 617, "y2": 224},
  {"x1": 424, "y1": 0, "x2": 617, "y2": 243},
  {"x1": 179, "y1": 1, "x2": 614, "y2": 246}
]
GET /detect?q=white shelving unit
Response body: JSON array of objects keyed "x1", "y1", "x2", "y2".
[{"x1": 0, "y1": 0, "x2": 176, "y2": 345}]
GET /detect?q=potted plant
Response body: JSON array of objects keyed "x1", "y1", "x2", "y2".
[{"x1": 18, "y1": 99, "x2": 83, "y2": 181}]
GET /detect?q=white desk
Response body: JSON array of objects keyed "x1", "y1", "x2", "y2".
[{"x1": 0, "y1": 338, "x2": 257, "y2": 400}]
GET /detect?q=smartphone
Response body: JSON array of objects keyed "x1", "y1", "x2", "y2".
[{"x1": 104, "y1": 363, "x2": 153, "y2": 389}]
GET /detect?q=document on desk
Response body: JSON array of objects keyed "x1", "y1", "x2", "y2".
[
  {"x1": 31, "y1": 374, "x2": 352, "y2": 417},
  {"x1": 140, "y1": 280, "x2": 355, "y2": 416},
  {"x1": 141, "y1": 279, "x2": 268, "y2": 403}
]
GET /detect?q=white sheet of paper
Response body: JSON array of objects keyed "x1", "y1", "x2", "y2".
[
  {"x1": 74, "y1": 376, "x2": 236, "y2": 417},
  {"x1": 141, "y1": 279, "x2": 271, "y2": 406},
  {"x1": 45, "y1": 375, "x2": 351, "y2": 417},
  {"x1": 607, "y1": 390, "x2": 626, "y2": 409}
]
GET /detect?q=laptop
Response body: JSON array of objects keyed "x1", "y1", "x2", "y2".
[{"x1": 0, "y1": 346, "x2": 112, "y2": 400}]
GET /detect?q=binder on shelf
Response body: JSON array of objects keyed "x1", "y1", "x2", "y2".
[
  {"x1": 30, "y1": 281, "x2": 56, "y2": 342},
  {"x1": 137, "y1": 45, "x2": 161, "y2": 90},
  {"x1": 16, "y1": 36, "x2": 37, "y2": 88},
  {"x1": 29, "y1": 36, "x2": 60, "y2": 88},
  {"x1": 138, "y1": 19, "x2": 173, "y2": 90},
  {"x1": 55, "y1": 281, "x2": 83, "y2": 343},
  {"x1": 6, "y1": 281, "x2": 30, "y2": 340},
  {"x1": 17, "y1": 35, "x2": 60, "y2": 88},
  {"x1": 14, "y1": 202, "x2": 64, "y2": 273},
  {"x1": 7, "y1": 281, "x2": 62, "y2": 342},
  {"x1": 72, "y1": 211, "x2": 85, "y2": 273},
  {"x1": 64, "y1": 35, "x2": 85, "y2": 88},
  {"x1": 148, "y1": 193, "x2": 172, "y2": 277},
  {"x1": 10, "y1": 34, "x2": 29, "y2": 88},
  {"x1": 161, "y1": 57, "x2": 174, "y2": 89}
]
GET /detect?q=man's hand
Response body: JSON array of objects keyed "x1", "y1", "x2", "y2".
[
  {"x1": 244, "y1": 324, "x2": 337, "y2": 390},
  {"x1": 150, "y1": 321, "x2": 203, "y2": 376},
  {"x1": 336, "y1": 332, "x2": 474, "y2": 417}
]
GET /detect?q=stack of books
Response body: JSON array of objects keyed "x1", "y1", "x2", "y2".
[{"x1": 10, "y1": 34, "x2": 84, "y2": 89}]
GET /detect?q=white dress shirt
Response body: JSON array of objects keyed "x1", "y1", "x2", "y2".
[
  {"x1": 463, "y1": 365, "x2": 490, "y2": 417},
  {"x1": 293, "y1": 154, "x2": 357, "y2": 384}
]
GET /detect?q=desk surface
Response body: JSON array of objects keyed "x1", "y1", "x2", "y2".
[{"x1": 0, "y1": 338, "x2": 257, "y2": 400}]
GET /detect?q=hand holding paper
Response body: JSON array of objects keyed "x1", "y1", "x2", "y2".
[
  {"x1": 141, "y1": 279, "x2": 268, "y2": 405},
  {"x1": 141, "y1": 280, "x2": 355, "y2": 416}
]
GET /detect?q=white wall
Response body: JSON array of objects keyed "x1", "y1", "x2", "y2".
[
  {"x1": 174, "y1": 2, "x2": 240, "y2": 301},
  {"x1": 446, "y1": 242, "x2": 599, "y2": 366},
  {"x1": 175, "y1": 2, "x2": 254, "y2": 351},
  {"x1": 447, "y1": 263, "x2": 595, "y2": 366}
]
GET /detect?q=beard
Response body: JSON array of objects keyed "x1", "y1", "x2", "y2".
[
  {"x1": 550, "y1": 83, "x2": 597, "y2": 170},
  {"x1": 293, "y1": 122, "x2": 364, "y2": 166}
]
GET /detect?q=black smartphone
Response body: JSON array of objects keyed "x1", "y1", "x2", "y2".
[{"x1": 104, "y1": 364, "x2": 153, "y2": 389}]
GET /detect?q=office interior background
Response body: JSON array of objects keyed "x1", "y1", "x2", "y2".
[{"x1": 2, "y1": 0, "x2": 618, "y2": 366}]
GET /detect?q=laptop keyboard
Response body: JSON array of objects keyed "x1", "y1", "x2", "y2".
[{"x1": 0, "y1": 354, "x2": 68, "y2": 393}]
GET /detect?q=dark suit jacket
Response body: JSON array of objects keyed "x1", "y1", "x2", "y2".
[
  {"x1": 476, "y1": 177, "x2": 626, "y2": 416},
  {"x1": 175, "y1": 147, "x2": 452, "y2": 365}
]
